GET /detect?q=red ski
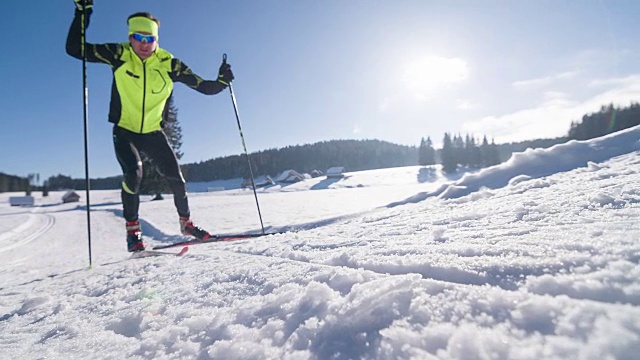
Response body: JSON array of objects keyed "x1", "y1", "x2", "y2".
[
  {"x1": 131, "y1": 246, "x2": 189, "y2": 258},
  {"x1": 152, "y1": 232, "x2": 280, "y2": 250}
]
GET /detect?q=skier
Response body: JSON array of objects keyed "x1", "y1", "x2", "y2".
[{"x1": 66, "y1": 0, "x2": 234, "y2": 252}]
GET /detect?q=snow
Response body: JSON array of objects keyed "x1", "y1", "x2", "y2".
[{"x1": 1, "y1": 127, "x2": 640, "y2": 359}]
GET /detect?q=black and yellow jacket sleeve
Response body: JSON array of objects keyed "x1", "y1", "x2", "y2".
[{"x1": 66, "y1": 9, "x2": 227, "y2": 134}]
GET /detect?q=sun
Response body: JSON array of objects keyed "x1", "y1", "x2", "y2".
[{"x1": 401, "y1": 55, "x2": 469, "y2": 100}]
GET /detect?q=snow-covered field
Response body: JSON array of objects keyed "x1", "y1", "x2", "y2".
[{"x1": 1, "y1": 127, "x2": 640, "y2": 359}]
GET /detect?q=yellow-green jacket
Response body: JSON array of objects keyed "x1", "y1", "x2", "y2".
[{"x1": 66, "y1": 10, "x2": 226, "y2": 134}]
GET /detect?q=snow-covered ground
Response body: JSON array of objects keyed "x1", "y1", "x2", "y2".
[{"x1": 1, "y1": 127, "x2": 640, "y2": 359}]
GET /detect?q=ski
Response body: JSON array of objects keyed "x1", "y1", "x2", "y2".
[
  {"x1": 152, "y1": 232, "x2": 279, "y2": 250},
  {"x1": 130, "y1": 246, "x2": 190, "y2": 258}
]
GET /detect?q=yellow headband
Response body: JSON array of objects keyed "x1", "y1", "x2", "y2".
[{"x1": 128, "y1": 17, "x2": 159, "y2": 38}]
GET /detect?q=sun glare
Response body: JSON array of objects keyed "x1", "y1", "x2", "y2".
[{"x1": 401, "y1": 56, "x2": 469, "y2": 100}]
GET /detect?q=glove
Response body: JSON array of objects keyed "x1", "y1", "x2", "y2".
[
  {"x1": 217, "y1": 62, "x2": 234, "y2": 85},
  {"x1": 74, "y1": 0, "x2": 93, "y2": 11}
]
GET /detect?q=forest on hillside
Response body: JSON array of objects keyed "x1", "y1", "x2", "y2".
[
  {"x1": 4, "y1": 101, "x2": 638, "y2": 192},
  {"x1": 43, "y1": 139, "x2": 418, "y2": 190},
  {"x1": 36, "y1": 136, "x2": 570, "y2": 190},
  {"x1": 182, "y1": 139, "x2": 418, "y2": 183},
  {"x1": 0, "y1": 173, "x2": 30, "y2": 193}
]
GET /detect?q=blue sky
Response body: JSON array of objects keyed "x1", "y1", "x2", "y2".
[{"x1": 2, "y1": 0, "x2": 640, "y2": 181}]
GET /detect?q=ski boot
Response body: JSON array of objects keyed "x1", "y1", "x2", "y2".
[
  {"x1": 126, "y1": 220, "x2": 145, "y2": 252},
  {"x1": 180, "y1": 217, "x2": 212, "y2": 240}
]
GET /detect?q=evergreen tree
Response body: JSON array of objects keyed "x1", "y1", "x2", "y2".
[
  {"x1": 480, "y1": 136, "x2": 501, "y2": 167},
  {"x1": 45, "y1": 174, "x2": 75, "y2": 190},
  {"x1": 441, "y1": 133, "x2": 457, "y2": 174},
  {"x1": 452, "y1": 134, "x2": 465, "y2": 167},
  {"x1": 0, "y1": 174, "x2": 6, "y2": 192},
  {"x1": 25, "y1": 173, "x2": 40, "y2": 195},
  {"x1": 487, "y1": 138, "x2": 501, "y2": 166},
  {"x1": 466, "y1": 135, "x2": 482, "y2": 168},
  {"x1": 139, "y1": 96, "x2": 184, "y2": 196},
  {"x1": 418, "y1": 137, "x2": 436, "y2": 166},
  {"x1": 42, "y1": 181, "x2": 50, "y2": 197}
]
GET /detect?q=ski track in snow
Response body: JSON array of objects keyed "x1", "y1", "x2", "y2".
[
  {"x1": 135, "y1": 210, "x2": 606, "y2": 298},
  {"x1": 0, "y1": 211, "x2": 55, "y2": 254}
]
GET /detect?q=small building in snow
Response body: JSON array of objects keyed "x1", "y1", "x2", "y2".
[
  {"x1": 326, "y1": 166, "x2": 345, "y2": 178},
  {"x1": 276, "y1": 170, "x2": 306, "y2": 183},
  {"x1": 62, "y1": 191, "x2": 80, "y2": 203},
  {"x1": 256, "y1": 175, "x2": 276, "y2": 187},
  {"x1": 9, "y1": 196, "x2": 34, "y2": 206},
  {"x1": 310, "y1": 169, "x2": 324, "y2": 178},
  {"x1": 241, "y1": 176, "x2": 276, "y2": 189}
]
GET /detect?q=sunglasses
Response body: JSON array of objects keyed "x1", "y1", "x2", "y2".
[{"x1": 131, "y1": 33, "x2": 157, "y2": 43}]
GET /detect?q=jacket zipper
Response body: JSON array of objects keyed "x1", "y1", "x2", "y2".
[{"x1": 139, "y1": 61, "x2": 147, "y2": 133}]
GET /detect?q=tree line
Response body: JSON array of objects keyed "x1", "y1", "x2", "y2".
[
  {"x1": 42, "y1": 139, "x2": 418, "y2": 191},
  {"x1": 418, "y1": 134, "x2": 502, "y2": 173},
  {"x1": 423, "y1": 101, "x2": 640, "y2": 175},
  {"x1": 568, "y1": 102, "x2": 640, "y2": 140},
  {"x1": 0, "y1": 173, "x2": 30, "y2": 193},
  {"x1": 5, "y1": 101, "x2": 638, "y2": 193},
  {"x1": 182, "y1": 139, "x2": 418, "y2": 182}
]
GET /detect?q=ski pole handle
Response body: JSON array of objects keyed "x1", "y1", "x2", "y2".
[{"x1": 222, "y1": 53, "x2": 227, "y2": 65}]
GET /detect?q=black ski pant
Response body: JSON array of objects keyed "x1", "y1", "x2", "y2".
[{"x1": 113, "y1": 126, "x2": 190, "y2": 222}]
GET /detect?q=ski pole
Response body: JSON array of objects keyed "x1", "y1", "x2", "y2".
[
  {"x1": 223, "y1": 53, "x2": 265, "y2": 234},
  {"x1": 81, "y1": 0, "x2": 93, "y2": 267}
]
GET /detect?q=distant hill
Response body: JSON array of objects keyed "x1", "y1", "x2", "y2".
[
  {"x1": 45, "y1": 137, "x2": 572, "y2": 190},
  {"x1": 182, "y1": 139, "x2": 418, "y2": 183},
  {"x1": 0, "y1": 173, "x2": 30, "y2": 193},
  {"x1": 38, "y1": 101, "x2": 640, "y2": 191}
]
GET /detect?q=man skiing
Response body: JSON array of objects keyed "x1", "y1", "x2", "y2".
[{"x1": 66, "y1": 0, "x2": 234, "y2": 252}]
